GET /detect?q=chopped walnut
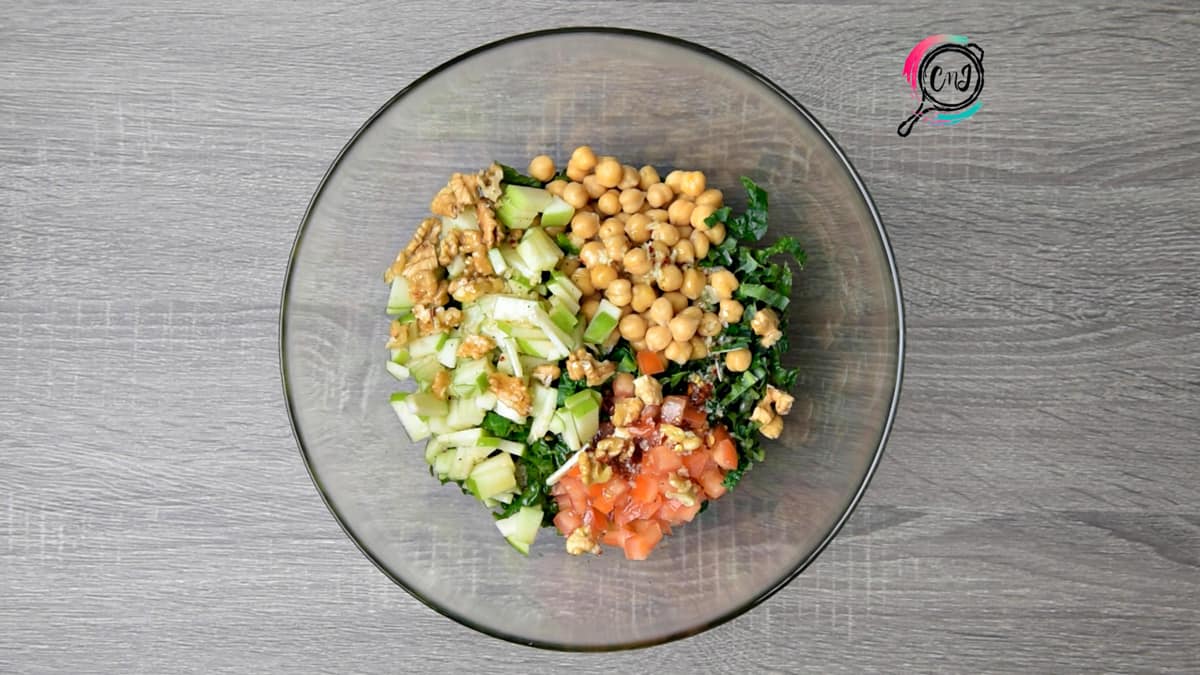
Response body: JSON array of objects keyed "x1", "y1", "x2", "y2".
[
  {"x1": 577, "y1": 451, "x2": 613, "y2": 486},
  {"x1": 661, "y1": 423, "x2": 702, "y2": 454},
  {"x1": 385, "y1": 321, "x2": 416, "y2": 349},
  {"x1": 666, "y1": 472, "x2": 700, "y2": 506},
  {"x1": 431, "y1": 370, "x2": 450, "y2": 400},
  {"x1": 488, "y1": 372, "x2": 532, "y2": 417},
  {"x1": 457, "y1": 335, "x2": 496, "y2": 360},
  {"x1": 751, "y1": 385, "x2": 795, "y2": 439},
  {"x1": 448, "y1": 276, "x2": 504, "y2": 303},
  {"x1": 749, "y1": 403, "x2": 775, "y2": 427},
  {"x1": 430, "y1": 173, "x2": 479, "y2": 218},
  {"x1": 477, "y1": 163, "x2": 504, "y2": 203},
  {"x1": 475, "y1": 200, "x2": 499, "y2": 247},
  {"x1": 751, "y1": 308, "x2": 783, "y2": 348},
  {"x1": 412, "y1": 305, "x2": 463, "y2": 335},
  {"x1": 437, "y1": 231, "x2": 460, "y2": 266},
  {"x1": 565, "y1": 349, "x2": 616, "y2": 386},
  {"x1": 633, "y1": 375, "x2": 663, "y2": 406},
  {"x1": 611, "y1": 398, "x2": 644, "y2": 427},
  {"x1": 565, "y1": 525, "x2": 601, "y2": 555},
  {"x1": 594, "y1": 436, "x2": 632, "y2": 461},
  {"x1": 530, "y1": 363, "x2": 561, "y2": 387}
]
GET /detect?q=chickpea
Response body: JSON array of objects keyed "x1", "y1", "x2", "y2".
[
  {"x1": 631, "y1": 283, "x2": 657, "y2": 312},
  {"x1": 696, "y1": 188, "x2": 724, "y2": 208},
  {"x1": 570, "y1": 145, "x2": 597, "y2": 172},
  {"x1": 645, "y1": 325, "x2": 673, "y2": 352},
  {"x1": 613, "y1": 372, "x2": 636, "y2": 399},
  {"x1": 616, "y1": 211, "x2": 631, "y2": 223},
  {"x1": 630, "y1": 339, "x2": 648, "y2": 352},
  {"x1": 665, "y1": 340, "x2": 692, "y2": 365},
  {"x1": 623, "y1": 247, "x2": 652, "y2": 275},
  {"x1": 645, "y1": 183, "x2": 673, "y2": 208},
  {"x1": 664, "y1": 170, "x2": 685, "y2": 191},
  {"x1": 681, "y1": 267, "x2": 706, "y2": 299},
  {"x1": 690, "y1": 230, "x2": 710, "y2": 259},
  {"x1": 590, "y1": 263, "x2": 617, "y2": 290},
  {"x1": 619, "y1": 313, "x2": 647, "y2": 340},
  {"x1": 725, "y1": 348, "x2": 752, "y2": 372},
  {"x1": 719, "y1": 298, "x2": 745, "y2": 324},
  {"x1": 566, "y1": 232, "x2": 587, "y2": 252},
  {"x1": 594, "y1": 157, "x2": 622, "y2": 188},
  {"x1": 668, "y1": 310, "x2": 701, "y2": 342},
  {"x1": 570, "y1": 211, "x2": 600, "y2": 239},
  {"x1": 647, "y1": 297, "x2": 675, "y2": 325},
  {"x1": 667, "y1": 199, "x2": 694, "y2": 227},
  {"x1": 597, "y1": 189, "x2": 621, "y2": 215},
  {"x1": 625, "y1": 213, "x2": 652, "y2": 244},
  {"x1": 528, "y1": 155, "x2": 556, "y2": 182},
  {"x1": 604, "y1": 234, "x2": 630, "y2": 260},
  {"x1": 656, "y1": 264, "x2": 683, "y2": 292},
  {"x1": 581, "y1": 298, "x2": 601, "y2": 321},
  {"x1": 690, "y1": 203, "x2": 717, "y2": 231},
  {"x1": 619, "y1": 165, "x2": 640, "y2": 190},
  {"x1": 649, "y1": 241, "x2": 670, "y2": 263},
  {"x1": 689, "y1": 336, "x2": 709, "y2": 359},
  {"x1": 673, "y1": 239, "x2": 695, "y2": 265},
  {"x1": 652, "y1": 222, "x2": 681, "y2": 246},
  {"x1": 676, "y1": 225, "x2": 692, "y2": 240},
  {"x1": 706, "y1": 222, "x2": 727, "y2": 244},
  {"x1": 559, "y1": 256, "x2": 581, "y2": 276},
  {"x1": 582, "y1": 174, "x2": 606, "y2": 199},
  {"x1": 579, "y1": 241, "x2": 607, "y2": 267},
  {"x1": 562, "y1": 182, "x2": 589, "y2": 209},
  {"x1": 599, "y1": 218, "x2": 625, "y2": 241},
  {"x1": 566, "y1": 164, "x2": 588, "y2": 182},
  {"x1": 679, "y1": 171, "x2": 706, "y2": 198},
  {"x1": 545, "y1": 179, "x2": 568, "y2": 197},
  {"x1": 699, "y1": 312, "x2": 722, "y2": 337},
  {"x1": 571, "y1": 268, "x2": 595, "y2": 296},
  {"x1": 605, "y1": 278, "x2": 633, "y2": 307},
  {"x1": 645, "y1": 208, "x2": 669, "y2": 223},
  {"x1": 664, "y1": 291, "x2": 689, "y2": 313},
  {"x1": 709, "y1": 269, "x2": 739, "y2": 299},
  {"x1": 619, "y1": 188, "x2": 645, "y2": 214},
  {"x1": 638, "y1": 165, "x2": 660, "y2": 190}
]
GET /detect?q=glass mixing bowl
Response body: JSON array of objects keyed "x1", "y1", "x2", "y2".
[{"x1": 281, "y1": 28, "x2": 903, "y2": 650}]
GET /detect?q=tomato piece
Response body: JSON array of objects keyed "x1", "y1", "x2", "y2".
[
  {"x1": 698, "y1": 467, "x2": 727, "y2": 499},
  {"x1": 681, "y1": 449, "x2": 712, "y2": 478},
  {"x1": 660, "y1": 498, "x2": 703, "y2": 525},
  {"x1": 645, "y1": 444, "x2": 683, "y2": 474},
  {"x1": 585, "y1": 507, "x2": 609, "y2": 534},
  {"x1": 622, "y1": 519, "x2": 665, "y2": 560},
  {"x1": 681, "y1": 405, "x2": 707, "y2": 430},
  {"x1": 712, "y1": 438, "x2": 738, "y2": 471},
  {"x1": 602, "y1": 526, "x2": 633, "y2": 547},
  {"x1": 631, "y1": 473, "x2": 658, "y2": 503},
  {"x1": 637, "y1": 350, "x2": 667, "y2": 375},
  {"x1": 554, "y1": 509, "x2": 582, "y2": 535}
]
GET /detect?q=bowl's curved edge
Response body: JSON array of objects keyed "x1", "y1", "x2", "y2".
[{"x1": 278, "y1": 26, "x2": 905, "y2": 652}]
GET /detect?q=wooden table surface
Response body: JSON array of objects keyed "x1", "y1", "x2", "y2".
[{"x1": 3, "y1": 2, "x2": 1197, "y2": 672}]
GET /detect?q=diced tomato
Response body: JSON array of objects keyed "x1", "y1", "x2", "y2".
[
  {"x1": 659, "y1": 498, "x2": 703, "y2": 525},
  {"x1": 585, "y1": 507, "x2": 609, "y2": 533},
  {"x1": 615, "y1": 493, "x2": 661, "y2": 526},
  {"x1": 644, "y1": 444, "x2": 683, "y2": 474},
  {"x1": 712, "y1": 439, "x2": 738, "y2": 471},
  {"x1": 681, "y1": 449, "x2": 712, "y2": 478},
  {"x1": 637, "y1": 350, "x2": 667, "y2": 375},
  {"x1": 602, "y1": 525, "x2": 633, "y2": 547},
  {"x1": 554, "y1": 509, "x2": 582, "y2": 535},
  {"x1": 631, "y1": 473, "x2": 658, "y2": 504},
  {"x1": 623, "y1": 519, "x2": 665, "y2": 560},
  {"x1": 681, "y1": 405, "x2": 707, "y2": 430},
  {"x1": 698, "y1": 467, "x2": 727, "y2": 499}
]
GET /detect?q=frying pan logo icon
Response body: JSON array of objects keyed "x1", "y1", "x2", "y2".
[{"x1": 899, "y1": 35, "x2": 984, "y2": 137}]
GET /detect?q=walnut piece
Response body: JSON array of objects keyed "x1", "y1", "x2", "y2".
[
  {"x1": 611, "y1": 398, "x2": 644, "y2": 427},
  {"x1": 577, "y1": 451, "x2": 613, "y2": 486},
  {"x1": 530, "y1": 363, "x2": 561, "y2": 387},
  {"x1": 478, "y1": 163, "x2": 504, "y2": 203},
  {"x1": 665, "y1": 472, "x2": 699, "y2": 506},
  {"x1": 457, "y1": 335, "x2": 496, "y2": 360},
  {"x1": 594, "y1": 436, "x2": 632, "y2": 461},
  {"x1": 488, "y1": 372, "x2": 532, "y2": 417},
  {"x1": 565, "y1": 526, "x2": 600, "y2": 556},
  {"x1": 448, "y1": 276, "x2": 504, "y2": 303},
  {"x1": 430, "y1": 173, "x2": 479, "y2": 218},
  {"x1": 660, "y1": 423, "x2": 701, "y2": 454},
  {"x1": 431, "y1": 370, "x2": 450, "y2": 400},
  {"x1": 412, "y1": 305, "x2": 462, "y2": 336},
  {"x1": 763, "y1": 385, "x2": 794, "y2": 415},
  {"x1": 751, "y1": 308, "x2": 783, "y2": 348},
  {"x1": 759, "y1": 415, "x2": 784, "y2": 439},
  {"x1": 565, "y1": 349, "x2": 616, "y2": 386},
  {"x1": 751, "y1": 385, "x2": 795, "y2": 439},
  {"x1": 633, "y1": 375, "x2": 663, "y2": 406}
]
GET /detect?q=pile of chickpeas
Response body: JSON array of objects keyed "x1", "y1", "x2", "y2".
[{"x1": 525, "y1": 146, "x2": 753, "y2": 371}]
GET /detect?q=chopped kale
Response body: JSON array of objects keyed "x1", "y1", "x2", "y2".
[{"x1": 497, "y1": 163, "x2": 544, "y2": 187}]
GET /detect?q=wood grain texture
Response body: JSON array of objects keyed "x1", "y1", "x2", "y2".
[{"x1": 2, "y1": 1, "x2": 1198, "y2": 672}]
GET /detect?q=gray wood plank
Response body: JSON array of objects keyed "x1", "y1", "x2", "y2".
[{"x1": 1, "y1": 1, "x2": 1198, "y2": 672}]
